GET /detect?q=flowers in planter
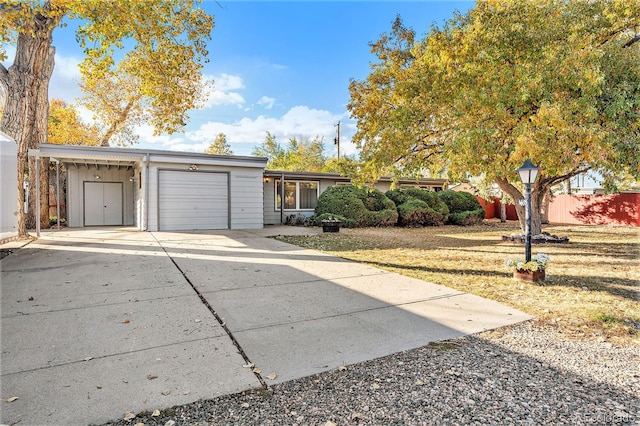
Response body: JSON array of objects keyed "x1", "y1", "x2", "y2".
[
  {"x1": 321, "y1": 216, "x2": 341, "y2": 223},
  {"x1": 504, "y1": 253, "x2": 550, "y2": 272}
]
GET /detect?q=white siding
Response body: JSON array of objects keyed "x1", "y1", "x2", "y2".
[
  {"x1": 263, "y1": 179, "x2": 280, "y2": 225},
  {"x1": 147, "y1": 164, "x2": 264, "y2": 231},
  {"x1": 0, "y1": 138, "x2": 18, "y2": 241},
  {"x1": 230, "y1": 171, "x2": 263, "y2": 229},
  {"x1": 134, "y1": 166, "x2": 144, "y2": 230}
]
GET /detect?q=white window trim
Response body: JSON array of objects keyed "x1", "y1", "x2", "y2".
[{"x1": 275, "y1": 180, "x2": 320, "y2": 211}]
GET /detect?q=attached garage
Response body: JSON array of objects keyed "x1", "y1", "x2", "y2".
[
  {"x1": 31, "y1": 144, "x2": 268, "y2": 233},
  {"x1": 158, "y1": 170, "x2": 229, "y2": 231}
]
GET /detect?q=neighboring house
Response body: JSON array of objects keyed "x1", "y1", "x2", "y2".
[
  {"x1": 1, "y1": 131, "x2": 18, "y2": 242},
  {"x1": 263, "y1": 170, "x2": 448, "y2": 225}
]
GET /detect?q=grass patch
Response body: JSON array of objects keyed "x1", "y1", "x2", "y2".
[
  {"x1": 276, "y1": 221, "x2": 640, "y2": 346},
  {"x1": 427, "y1": 340, "x2": 465, "y2": 351},
  {"x1": 593, "y1": 312, "x2": 625, "y2": 325}
]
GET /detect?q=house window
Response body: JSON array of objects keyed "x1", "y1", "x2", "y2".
[{"x1": 275, "y1": 180, "x2": 319, "y2": 210}]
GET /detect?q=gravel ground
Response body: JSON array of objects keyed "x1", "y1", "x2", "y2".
[{"x1": 100, "y1": 321, "x2": 639, "y2": 426}]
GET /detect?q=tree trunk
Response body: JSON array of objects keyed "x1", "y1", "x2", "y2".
[
  {"x1": 495, "y1": 177, "x2": 543, "y2": 235},
  {"x1": 540, "y1": 189, "x2": 550, "y2": 225},
  {"x1": 0, "y1": 13, "x2": 59, "y2": 237}
]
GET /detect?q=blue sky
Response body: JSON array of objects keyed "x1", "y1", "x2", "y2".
[{"x1": 7, "y1": 1, "x2": 475, "y2": 156}]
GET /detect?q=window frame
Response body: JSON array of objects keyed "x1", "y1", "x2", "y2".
[{"x1": 275, "y1": 179, "x2": 320, "y2": 211}]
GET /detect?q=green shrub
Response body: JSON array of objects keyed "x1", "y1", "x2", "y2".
[
  {"x1": 49, "y1": 216, "x2": 67, "y2": 226},
  {"x1": 314, "y1": 185, "x2": 398, "y2": 227},
  {"x1": 360, "y1": 189, "x2": 398, "y2": 227},
  {"x1": 396, "y1": 199, "x2": 444, "y2": 226},
  {"x1": 314, "y1": 185, "x2": 364, "y2": 220},
  {"x1": 437, "y1": 190, "x2": 485, "y2": 225},
  {"x1": 448, "y1": 209, "x2": 486, "y2": 226},
  {"x1": 437, "y1": 190, "x2": 481, "y2": 212},
  {"x1": 386, "y1": 188, "x2": 449, "y2": 227}
]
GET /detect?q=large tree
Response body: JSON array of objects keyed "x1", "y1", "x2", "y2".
[
  {"x1": 348, "y1": 0, "x2": 640, "y2": 234},
  {"x1": 0, "y1": 0, "x2": 214, "y2": 237},
  {"x1": 252, "y1": 132, "x2": 327, "y2": 172}
]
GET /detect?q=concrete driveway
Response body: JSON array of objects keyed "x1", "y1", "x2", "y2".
[{"x1": 1, "y1": 227, "x2": 531, "y2": 425}]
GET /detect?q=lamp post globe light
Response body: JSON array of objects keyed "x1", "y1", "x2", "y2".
[{"x1": 516, "y1": 159, "x2": 541, "y2": 262}]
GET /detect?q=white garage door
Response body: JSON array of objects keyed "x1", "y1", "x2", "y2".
[{"x1": 159, "y1": 170, "x2": 229, "y2": 231}]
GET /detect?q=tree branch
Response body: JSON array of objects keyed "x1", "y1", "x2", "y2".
[
  {"x1": 623, "y1": 34, "x2": 640, "y2": 48},
  {"x1": 539, "y1": 166, "x2": 591, "y2": 189}
]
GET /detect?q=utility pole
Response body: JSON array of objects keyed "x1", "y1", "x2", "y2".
[{"x1": 334, "y1": 121, "x2": 341, "y2": 160}]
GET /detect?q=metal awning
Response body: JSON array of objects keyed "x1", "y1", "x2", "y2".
[{"x1": 32, "y1": 144, "x2": 145, "y2": 169}]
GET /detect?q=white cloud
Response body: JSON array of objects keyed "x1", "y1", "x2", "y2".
[
  {"x1": 257, "y1": 96, "x2": 275, "y2": 109},
  {"x1": 156, "y1": 106, "x2": 356, "y2": 156},
  {"x1": 200, "y1": 73, "x2": 246, "y2": 108},
  {"x1": 270, "y1": 63, "x2": 287, "y2": 71},
  {"x1": 50, "y1": 53, "x2": 83, "y2": 102},
  {"x1": 2, "y1": 50, "x2": 83, "y2": 103}
]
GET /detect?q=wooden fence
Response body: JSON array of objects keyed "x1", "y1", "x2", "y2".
[{"x1": 478, "y1": 193, "x2": 639, "y2": 227}]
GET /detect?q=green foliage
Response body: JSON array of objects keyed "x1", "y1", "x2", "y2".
[
  {"x1": 437, "y1": 190, "x2": 485, "y2": 226},
  {"x1": 348, "y1": 1, "x2": 640, "y2": 233},
  {"x1": 49, "y1": 216, "x2": 67, "y2": 227},
  {"x1": 314, "y1": 185, "x2": 366, "y2": 222},
  {"x1": 437, "y1": 190, "x2": 481, "y2": 213},
  {"x1": 386, "y1": 187, "x2": 449, "y2": 226},
  {"x1": 397, "y1": 199, "x2": 445, "y2": 227},
  {"x1": 447, "y1": 210, "x2": 486, "y2": 226},
  {"x1": 252, "y1": 132, "x2": 327, "y2": 171},
  {"x1": 252, "y1": 131, "x2": 285, "y2": 163},
  {"x1": 314, "y1": 185, "x2": 398, "y2": 227}
]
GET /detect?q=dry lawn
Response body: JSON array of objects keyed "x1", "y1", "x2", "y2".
[{"x1": 276, "y1": 221, "x2": 640, "y2": 346}]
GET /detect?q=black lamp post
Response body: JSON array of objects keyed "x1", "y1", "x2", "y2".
[{"x1": 516, "y1": 159, "x2": 541, "y2": 262}]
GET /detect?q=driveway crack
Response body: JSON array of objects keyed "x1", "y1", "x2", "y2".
[{"x1": 153, "y1": 234, "x2": 267, "y2": 389}]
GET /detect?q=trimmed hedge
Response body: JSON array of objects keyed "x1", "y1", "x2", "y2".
[
  {"x1": 313, "y1": 185, "x2": 398, "y2": 227},
  {"x1": 448, "y1": 210, "x2": 486, "y2": 226},
  {"x1": 436, "y1": 190, "x2": 485, "y2": 225},
  {"x1": 386, "y1": 187, "x2": 449, "y2": 227}
]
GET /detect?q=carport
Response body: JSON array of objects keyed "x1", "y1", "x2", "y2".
[{"x1": 30, "y1": 144, "x2": 268, "y2": 234}]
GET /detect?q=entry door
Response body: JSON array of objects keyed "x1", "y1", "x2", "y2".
[{"x1": 84, "y1": 182, "x2": 123, "y2": 226}]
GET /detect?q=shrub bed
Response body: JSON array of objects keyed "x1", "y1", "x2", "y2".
[
  {"x1": 386, "y1": 187, "x2": 449, "y2": 227},
  {"x1": 313, "y1": 185, "x2": 398, "y2": 227},
  {"x1": 437, "y1": 190, "x2": 485, "y2": 225}
]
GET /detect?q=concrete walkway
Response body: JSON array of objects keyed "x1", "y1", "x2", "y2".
[{"x1": 1, "y1": 227, "x2": 531, "y2": 425}]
